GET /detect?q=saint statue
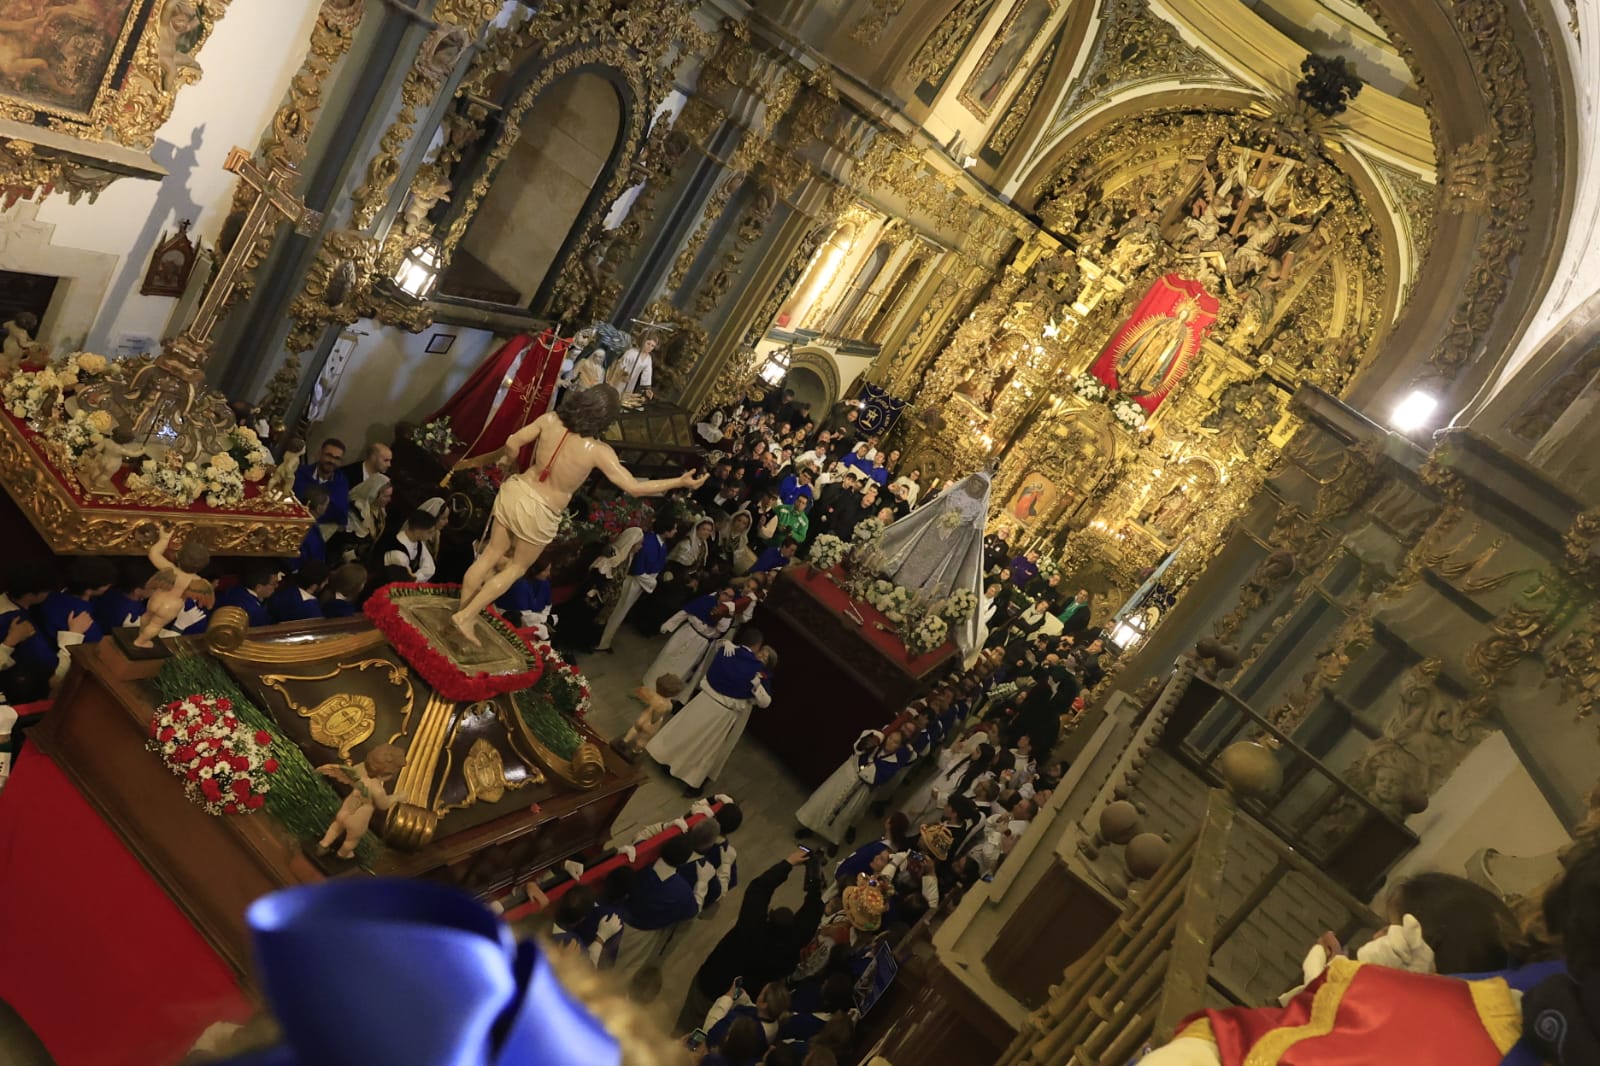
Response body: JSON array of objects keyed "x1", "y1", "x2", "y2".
[
  {"x1": 450, "y1": 385, "x2": 707, "y2": 644},
  {"x1": 1116, "y1": 299, "x2": 1199, "y2": 396}
]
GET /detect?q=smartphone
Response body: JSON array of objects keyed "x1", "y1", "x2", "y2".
[
  {"x1": 797, "y1": 844, "x2": 813, "y2": 855},
  {"x1": 909, "y1": 849, "x2": 924, "y2": 863},
  {"x1": 685, "y1": 1029, "x2": 707, "y2": 1051},
  {"x1": 732, "y1": 976, "x2": 744, "y2": 995}
]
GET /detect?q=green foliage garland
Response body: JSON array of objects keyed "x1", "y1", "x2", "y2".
[{"x1": 151, "y1": 655, "x2": 379, "y2": 866}]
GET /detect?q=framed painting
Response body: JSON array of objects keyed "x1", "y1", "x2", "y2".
[
  {"x1": 0, "y1": 0, "x2": 231, "y2": 203},
  {"x1": 0, "y1": 0, "x2": 154, "y2": 123},
  {"x1": 960, "y1": 0, "x2": 1056, "y2": 119},
  {"x1": 1004, "y1": 471, "x2": 1057, "y2": 526}
]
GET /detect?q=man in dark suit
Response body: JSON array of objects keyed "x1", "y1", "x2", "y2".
[
  {"x1": 340, "y1": 441, "x2": 392, "y2": 493},
  {"x1": 807, "y1": 471, "x2": 863, "y2": 544}
]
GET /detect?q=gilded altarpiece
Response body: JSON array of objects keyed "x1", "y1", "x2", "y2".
[{"x1": 901, "y1": 107, "x2": 1396, "y2": 591}]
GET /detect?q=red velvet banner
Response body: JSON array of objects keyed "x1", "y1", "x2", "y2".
[
  {"x1": 1090, "y1": 274, "x2": 1219, "y2": 413},
  {"x1": 427, "y1": 329, "x2": 570, "y2": 461}
]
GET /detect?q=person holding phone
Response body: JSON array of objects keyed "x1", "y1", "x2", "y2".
[{"x1": 678, "y1": 850, "x2": 824, "y2": 1033}]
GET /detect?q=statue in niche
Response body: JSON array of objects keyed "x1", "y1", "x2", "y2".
[
  {"x1": 1139, "y1": 481, "x2": 1192, "y2": 540},
  {"x1": 1033, "y1": 251, "x2": 1081, "y2": 297},
  {"x1": 1116, "y1": 299, "x2": 1200, "y2": 397}
]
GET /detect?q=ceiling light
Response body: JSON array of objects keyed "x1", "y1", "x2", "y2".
[{"x1": 1389, "y1": 390, "x2": 1440, "y2": 434}]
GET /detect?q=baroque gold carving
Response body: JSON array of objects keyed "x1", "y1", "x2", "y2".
[
  {"x1": 852, "y1": 0, "x2": 910, "y2": 44},
  {"x1": 985, "y1": 42, "x2": 1056, "y2": 157},
  {"x1": 909, "y1": 0, "x2": 990, "y2": 87},
  {"x1": 0, "y1": 0, "x2": 236, "y2": 202},
  {"x1": 0, "y1": 405, "x2": 307, "y2": 557}
]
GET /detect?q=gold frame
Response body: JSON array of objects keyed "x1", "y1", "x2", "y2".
[
  {"x1": 958, "y1": 0, "x2": 1058, "y2": 120},
  {"x1": 0, "y1": 412, "x2": 310, "y2": 556},
  {"x1": 0, "y1": 0, "x2": 234, "y2": 200},
  {"x1": 0, "y1": 0, "x2": 151, "y2": 126}
]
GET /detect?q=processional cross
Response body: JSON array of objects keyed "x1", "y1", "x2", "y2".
[
  {"x1": 188, "y1": 148, "x2": 324, "y2": 346},
  {"x1": 87, "y1": 147, "x2": 322, "y2": 459}
]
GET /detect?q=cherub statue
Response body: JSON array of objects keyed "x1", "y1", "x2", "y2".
[
  {"x1": 135, "y1": 526, "x2": 212, "y2": 648},
  {"x1": 0, "y1": 313, "x2": 47, "y2": 373},
  {"x1": 314, "y1": 743, "x2": 408, "y2": 860},
  {"x1": 267, "y1": 436, "x2": 304, "y2": 502},
  {"x1": 76, "y1": 426, "x2": 146, "y2": 496}
]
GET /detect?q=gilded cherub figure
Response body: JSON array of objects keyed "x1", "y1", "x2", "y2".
[
  {"x1": 315, "y1": 743, "x2": 408, "y2": 860},
  {"x1": 134, "y1": 526, "x2": 212, "y2": 649}
]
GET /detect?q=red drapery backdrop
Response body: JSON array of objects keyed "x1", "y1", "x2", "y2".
[
  {"x1": 0, "y1": 748, "x2": 251, "y2": 1063},
  {"x1": 1090, "y1": 274, "x2": 1219, "y2": 413},
  {"x1": 427, "y1": 330, "x2": 570, "y2": 461}
]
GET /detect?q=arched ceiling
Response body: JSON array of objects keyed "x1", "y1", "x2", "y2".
[{"x1": 755, "y1": 0, "x2": 1575, "y2": 420}]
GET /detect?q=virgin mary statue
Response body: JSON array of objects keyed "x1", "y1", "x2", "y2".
[
  {"x1": 1115, "y1": 299, "x2": 1198, "y2": 396},
  {"x1": 873, "y1": 468, "x2": 993, "y2": 658}
]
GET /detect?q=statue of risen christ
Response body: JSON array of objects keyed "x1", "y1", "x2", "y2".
[{"x1": 451, "y1": 384, "x2": 706, "y2": 644}]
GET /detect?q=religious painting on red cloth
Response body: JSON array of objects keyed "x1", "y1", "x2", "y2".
[{"x1": 1090, "y1": 275, "x2": 1219, "y2": 413}]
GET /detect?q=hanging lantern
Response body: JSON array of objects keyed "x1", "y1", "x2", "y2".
[{"x1": 391, "y1": 236, "x2": 445, "y2": 300}]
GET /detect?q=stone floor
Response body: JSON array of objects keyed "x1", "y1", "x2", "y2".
[{"x1": 563, "y1": 623, "x2": 815, "y2": 1033}]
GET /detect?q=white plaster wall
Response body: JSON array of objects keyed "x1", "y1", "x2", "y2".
[
  {"x1": 313, "y1": 320, "x2": 501, "y2": 449},
  {"x1": 1383, "y1": 731, "x2": 1571, "y2": 897},
  {"x1": 21, "y1": 0, "x2": 323, "y2": 354},
  {"x1": 1480, "y1": 4, "x2": 1600, "y2": 404}
]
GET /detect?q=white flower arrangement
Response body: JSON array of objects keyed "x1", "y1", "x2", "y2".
[
  {"x1": 129, "y1": 455, "x2": 204, "y2": 505},
  {"x1": 1037, "y1": 556, "x2": 1061, "y2": 581},
  {"x1": 54, "y1": 351, "x2": 109, "y2": 388},
  {"x1": 201, "y1": 452, "x2": 246, "y2": 508},
  {"x1": 1073, "y1": 373, "x2": 1109, "y2": 403},
  {"x1": 852, "y1": 516, "x2": 885, "y2": 548},
  {"x1": 864, "y1": 578, "x2": 914, "y2": 623},
  {"x1": 415, "y1": 416, "x2": 462, "y2": 458},
  {"x1": 3, "y1": 366, "x2": 62, "y2": 422},
  {"x1": 44, "y1": 407, "x2": 113, "y2": 458},
  {"x1": 809, "y1": 534, "x2": 847, "y2": 572},
  {"x1": 941, "y1": 588, "x2": 979, "y2": 623},
  {"x1": 1111, "y1": 398, "x2": 1147, "y2": 430},
  {"x1": 226, "y1": 425, "x2": 273, "y2": 483},
  {"x1": 905, "y1": 611, "x2": 949, "y2": 655}
]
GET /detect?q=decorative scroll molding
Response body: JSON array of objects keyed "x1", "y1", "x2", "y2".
[
  {"x1": 1042, "y1": 0, "x2": 1235, "y2": 145},
  {"x1": 985, "y1": 41, "x2": 1058, "y2": 157}
]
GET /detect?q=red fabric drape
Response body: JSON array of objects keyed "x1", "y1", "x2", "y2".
[
  {"x1": 428, "y1": 330, "x2": 571, "y2": 461},
  {"x1": 0, "y1": 749, "x2": 251, "y2": 1063}
]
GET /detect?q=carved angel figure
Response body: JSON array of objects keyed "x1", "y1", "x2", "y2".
[{"x1": 76, "y1": 427, "x2": 147, "y2": 496}]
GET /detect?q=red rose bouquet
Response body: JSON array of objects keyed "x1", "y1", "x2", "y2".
[
  {"x1": 526, "y1": 638, "x2": 592, "y2": 723},
  {"x1": 148, "y1": 693, "x2": 279, "y2": 815}
]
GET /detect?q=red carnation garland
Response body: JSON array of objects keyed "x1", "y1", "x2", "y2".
[
  {"x1": 364, "y1": 583, "x2": 545, "y2": 702},
  {"x1": 148, "y1": 693, "x2": 277, "y2": 815}
]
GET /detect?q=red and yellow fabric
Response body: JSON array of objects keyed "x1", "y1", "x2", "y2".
[{"x1": 1163, "y1": 958, "x2": 1522, "y2": 1066}]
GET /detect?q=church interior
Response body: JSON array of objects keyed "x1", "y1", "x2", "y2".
[{"x1": 2, "y1": 0, "x2": 1600, "y2": 1062}]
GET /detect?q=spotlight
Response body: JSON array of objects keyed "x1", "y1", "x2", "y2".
[{"x1": 1389, "y1": 390, "x2": 1440, "y2": 434}]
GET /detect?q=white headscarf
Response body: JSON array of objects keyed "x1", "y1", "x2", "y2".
[
  {"x1": 668, "y1": 515, "x2": 712, "y2": 568},
  {"x1": 348, "y1": 473, "x2": 391, "y2": 539},
  {"x1": 593, "y1": 526, "x2": 643, "y2": 579}
]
